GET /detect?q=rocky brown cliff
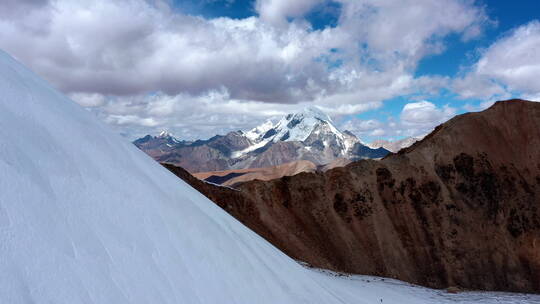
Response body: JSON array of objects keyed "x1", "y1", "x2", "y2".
[{"x1": 164, "y1": 99, "x2": 540, "y2": 293}]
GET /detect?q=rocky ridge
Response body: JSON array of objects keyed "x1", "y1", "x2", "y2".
[
  {"x1": 164, "y1": 99, "x2": 540, "y2": 293},
  {"x1": 135, "y1": 107, "x2": 389, "y2": 172}
]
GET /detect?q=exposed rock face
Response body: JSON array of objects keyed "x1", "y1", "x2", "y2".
[
  {"x1": 135, "y1": 107, "x2": 389, "y2": 172},
  {"x1": 135, "y1": 131, "x2": 252, "y2": 172},
  {"x1": 165, "y1": 99, "x2": 540, "y2": 293}
]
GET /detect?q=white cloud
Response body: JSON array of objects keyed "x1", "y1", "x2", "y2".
[
  {"x1": 70, "y1": 93, "x2": 106, "y2": 107},
  {"x1": 370, "y1": 128, "x2": 385, "y2": 137},
  {"x1": 521, "y1": 93, "x2": 540, "y2": 102},
  {"x1": 342, "y1": 119, "x2": 381, "y2": 131},
  {"x1": 475, "y1": 21, "x2": 540, "y2": 93},
  {"x1": 335, "y1": 0, "x2": 490, "y2": 69},
  {"x1": 0, "y1": 0, "x2": 489, "y2": 139},
  {"x1": 454, "y1": 20, "x2": 540, "y2": 100},
  {"x1": 401, "y1": 101, "x2": 456, "y2": 127},
  {"x1": 256, "y1": 0, "x2": 324, "y2": 26},
  {"x1": 317, "y1": 102, "x2": 382, "y2": 116},
  {"x1": 93, "y1": 91, "x2": 379, "y2": 140},
  {"x1": 342, "y1": 100, "x2": 457, "y2": 142}
]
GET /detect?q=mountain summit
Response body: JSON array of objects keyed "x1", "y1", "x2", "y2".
[
  {"x1": 251, "y1": 106, "x2": 336, "y2": 143},
  {"x1": 134, "y1": 107, "x2": 389, "y2": 172},
  {"x1": 236, "y1": 106, "x2": 357, "y2": 159}
]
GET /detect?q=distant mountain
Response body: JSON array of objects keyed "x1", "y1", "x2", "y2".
[
  {"x1": 134, "y1": 107, "x2": 389, "y2": 172},
  {"x1": 367, "y1": 136, "x2": 424, "y2": 153},
  {"x1": 133, "y1": 131, "x2": 189, "y2": 157}
]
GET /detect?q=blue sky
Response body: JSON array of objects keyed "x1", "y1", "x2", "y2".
[
  {"x1": 175, "y1": 0, "x2": 539, "y2": 77},
  {"x1": 163, "y1": 0, "x2": 540, "y2": 142},
  {"x1": 367, "y1": 0, "x2": 540, "y2": 141},
  {"x1": 1, "y1": 0, "x2": 539, "y2": 142}
]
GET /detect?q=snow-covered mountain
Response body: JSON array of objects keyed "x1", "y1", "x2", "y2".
[
  {"x1": 133, "y1": 131, "x2": 187, "y2": 153},
  {"x1": 234, "y1": 106, "x2": 358, "y2": 158},
  {"x1": 1, "y1": 50, "x2": 538, "y2": 304},
  {"x1": 135, "y1": 107, "x2": 389, "y2": 172}
]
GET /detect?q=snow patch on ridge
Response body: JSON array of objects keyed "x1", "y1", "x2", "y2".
[{"x1": 271, "y1": 106, "x2": 335, "y2": 143}]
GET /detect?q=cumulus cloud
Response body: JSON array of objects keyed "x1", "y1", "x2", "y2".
[
  {"x1": 92, "y1": 90, "x2": 358, "y2": 140},
  {"x1": 0, "y1": 0, "x2": 489, "y2": 139},
  {"x1": 401, "y1": 101, "x2": 455, "y2": 126},
  {"x1": 0, "y1": 0, "x2": 343, "y2": 102},
  {"x1": 0, "y1": 0, "x2": 53, "y2": 35},
  {"x1": 70, "y1": 93, "x2": 106, "y2": 107},
  {"x1": 335, "y1": 0, "x2": 490, "y2": 68},
  {"x1": 475, "y1": 21, "x2": 540, "y2": 93},
  {"x1": 454, "y1": 20, "x2": 540, "y2": 100},
  {"x1": 341, "y1": 118, "x2": 381, "y2": 132},
  {"x1": 256, "y1": 0, "x2": 324, "y2": 26},
  {"x1": 342, "y1": 101, "x2": 457, "y2": 142}
]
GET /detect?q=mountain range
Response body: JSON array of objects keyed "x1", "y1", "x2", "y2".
[
  {"x1": 134, "y1": 107, "x2": 389, "y2": 173},
  {"x1": 164, "y1": 99, "x2": 540, "y2": 293}
]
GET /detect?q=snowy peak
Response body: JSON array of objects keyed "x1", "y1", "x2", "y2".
[
  {"x1": 287, "y1": 106, "x2": 333, "y2": 124},
  {"x1": 156, "y1": 130, "x2": 180, "y2": 142},
  {"x1": 272, "y1": 106, "x2": 335, "y2": 143},
  {"x1": 157, "y1": 130, "x2": 172, "y2": 138},
  {"x1": 245, "y1": 120, "x2": 275, "y2": 142},
  {"x1": 246, "y1": 106, "x2": 342, "y2": 145},
  {"x1": 232, "y1": 106, "x2": 358, "y2": 159},
  {"x1": 134, "y1": 106, "x2": 389, "y2": 171}
]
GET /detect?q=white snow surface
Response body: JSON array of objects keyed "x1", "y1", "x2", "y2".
[
  {"x1": 271, "y1": 106, "x2": 337, "y2": 143},
  {"x1": 156, "y1": 130, "x2": 181, "y2": 143},
  {"x1": 1, "y1": 50, "x2": 539, "y2": 304},
  {"x1": 244, "y1": 120, "x2": 274, "y2": 141}
]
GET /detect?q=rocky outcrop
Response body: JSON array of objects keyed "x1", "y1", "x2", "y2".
[{"x1": 165, "y1": 99, "x2": 540, "y2": 293}]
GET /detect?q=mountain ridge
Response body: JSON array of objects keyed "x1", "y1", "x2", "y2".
[
  {"x1": 134, "y1": 107, "x2": 389, "y2": 172},
  {"x1": 164, "y1": 99, "x2": 540, "y2": 293}
]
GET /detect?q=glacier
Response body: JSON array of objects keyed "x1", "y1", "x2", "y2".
[{"x1": 0, "y1": 50, "x2": 538, "y2": 304}]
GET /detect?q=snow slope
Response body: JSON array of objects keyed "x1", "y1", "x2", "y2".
[{"x1": 0, "y1": 50, "x2": 538, "y2": 304}]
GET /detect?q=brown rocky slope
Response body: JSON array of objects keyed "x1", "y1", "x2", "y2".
[
  {"x1": 193, "y1": 160, "x2": 318, "y2": 186},
  {"x1": 164, "y1": 99, "x2": 540, "y2": 293}
]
